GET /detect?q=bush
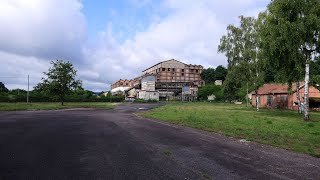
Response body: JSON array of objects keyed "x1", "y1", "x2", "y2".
[
  {"x1": 198, "y1": 85, "x2": 223, "y2": 101},
  {"x1": 134, "y1": 98, "x2": 158, "y2": 103}
]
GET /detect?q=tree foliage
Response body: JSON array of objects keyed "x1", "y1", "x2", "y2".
[
  {"x1": 0, "y1": 82, "x2": 8, "y2": 93},
  {"x1": 198, "y1": 85, "x2": 223, "y2": 101},
  {"x1": 310, "y1": 57, "x2": 320, "y2": 87},
  {"x1": 200, "y1": 68, "x2": 215, "y2": 84},
  {"x1": 218, "y1": 16, "x2": 264, "y2": 107},
  {"x1": 215, "y1": 65, "x2": 228, "y2": 81},
  {"x1": 260, "y1": 0, "x2": 320, "y2": 121},
  {"x1": 200, "y1": 66, "x2": 227, "y2": 84},
  {"x1": 36, "y1": 60, "x2": 82, "y2": 105}
]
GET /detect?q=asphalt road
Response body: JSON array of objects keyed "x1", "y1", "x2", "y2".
[{"x1": 0, "y1": 103, "x2": 319, "y2": 180}]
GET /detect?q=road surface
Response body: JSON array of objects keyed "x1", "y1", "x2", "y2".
[{"x1": 0, "y1": 103, "x2": 319, "y2": 179}]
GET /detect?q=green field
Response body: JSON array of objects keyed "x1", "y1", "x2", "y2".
[
  {"x1": 142, "y1": 102, "x2": 320, "y2": 157},
  {"x1": 0, "y1": 102, "x2": 115, "y2": 111}
]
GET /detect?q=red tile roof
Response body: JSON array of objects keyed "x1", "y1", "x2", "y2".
[{"x1": 253, "y1": 82, "x2": 305, "y2": 95}]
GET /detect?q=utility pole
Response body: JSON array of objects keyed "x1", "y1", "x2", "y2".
[{"x1": 27, "y1": 74, "x2": 29, "y2": 103}]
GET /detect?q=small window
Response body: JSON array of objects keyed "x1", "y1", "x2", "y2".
[
  {"x1": 196, "y1": 70, "x2": 198, "y2": 73},
  {"x1": 172, "y1": 73, "x2": 174, "y2": 75},
  {"x1": 181, "y1": 69, "x2": 184, "y2": 72},
  {"x1": 126, "y1": 83, "x2": 128, "y2": 86},
  {"x1": 162, "y1": 68, "x2": 165, "y2": 71},
  {"x1": 154, "y1": 93, "x2": 156, "y2": 95},
  {"x1": 172, "y1": 68, "x2": 175, "y2": 71},
  {"x1": 172, "y1": 77, "x2": 174, "y2": 79},
  {"x1": 168, "y1": 68, "x2": 171, "y2": 71},
  {"x1": 181, "y1": 73, "x2": 184, "y2": 76}
]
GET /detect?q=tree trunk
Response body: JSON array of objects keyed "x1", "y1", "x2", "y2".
[
  {"x1": 61, "y1": 101, "x2": 64, "y2": 106},
  {"x1": 255, "y1": 90, "x2": 259, "y2": 111},
  {"x1": 246, "y1": 82, "x2": 249, "y2": 107},
  {"x1": 296, "y1": 81, "x2": 302, "y2": 113},
  {"x1": 304, "y1": 61, "x2": 310, "y2": 121}
]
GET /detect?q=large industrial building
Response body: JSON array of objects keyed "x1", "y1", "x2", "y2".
[{"x1": 110, "y1": 59, "x2": 205, "y2": 101}]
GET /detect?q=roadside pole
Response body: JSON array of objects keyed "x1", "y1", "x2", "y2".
[{"x1": 27, "y1": 75, "x2": 29, "y2": 103}]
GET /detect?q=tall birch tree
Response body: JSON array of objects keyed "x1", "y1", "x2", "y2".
[{"x1": 259, "y1": 0, "x2": 320, "y2": 121}]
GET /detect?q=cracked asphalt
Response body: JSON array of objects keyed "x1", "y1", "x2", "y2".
[{"x1": 0, "y1": 103, "x2": 319, "y2": 179}]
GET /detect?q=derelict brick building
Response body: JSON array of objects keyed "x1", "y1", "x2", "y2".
[{"x1": 111, "y1": 59, "x2": 205, "y2": 101}]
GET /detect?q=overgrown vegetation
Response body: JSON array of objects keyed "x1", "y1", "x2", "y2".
[
  {"x1": 0, "y1": 102, "x2": 114, "y2": 111},
  {"x1": 198, "y1": 85, "x2": 223, "y2": 101},
  {"x1": 134, "y1": 98, "x2": 158, "y2": 103},
  {"x1": 0, "y1": 87, "x2": 124, "y2": 103},
  {"x1": 216, "y1": 0, "x2": 320, "y2": 120},
  {"x1": 142, "y1": 103, "x2": 320, "y2": 157},
  {"x1": 0, "y1": 60, "x2": 124, "y2": 104}
]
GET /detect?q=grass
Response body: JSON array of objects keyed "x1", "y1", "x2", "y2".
[
  {"x1": 163, "y1": 149, "x2": 172, "y2": 156},
  {"x1": 0, "y1": 102, "x2": 115, "y2": 111},
  {"x1": 142, "y1": 102, "x2": 320, "y2": 157},
  {"x1": 201, "y1": 172, "x2": 212, "y2": 180}
]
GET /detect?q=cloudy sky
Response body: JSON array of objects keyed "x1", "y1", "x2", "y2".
[{"x1": 0, "y1": 0, "x2": 269, "y2": 92}]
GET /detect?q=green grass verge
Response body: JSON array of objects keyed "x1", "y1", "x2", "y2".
[
  {"x1": 142, "y1": 102, "x2": 320, "y2": 157},
  {"x1": 0, "y1": 102, "x2": 115, "y2": 111}
]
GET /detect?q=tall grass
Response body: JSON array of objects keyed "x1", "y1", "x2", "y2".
[
  {"x1": 142, "y1": 102, "x2": 320, "y2": 157},
  {"x1": 0, "y1": 102, "x2": 114, "y2": 111}
]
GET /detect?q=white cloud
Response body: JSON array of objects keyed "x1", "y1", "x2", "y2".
[
  {"x1": 0, "y1": 0, "x2": 86, "y2": 61},
  {"x1": 83, "y1": 0, "x2": 269, "y2": 91},
  {"x1": 0, "y1": 0, "x2": 87, "y2": 90},
  {"x1": 0, "y1": 50, "x2": 49, "y2": 90},
  {"x1": 0, "y1": 0, "x2": 269, "y2": 92}
]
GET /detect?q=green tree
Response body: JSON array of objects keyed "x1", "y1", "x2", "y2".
[
  {"x1": 260, "y1": 0, "x2": 320, "y2": 121},
  {"x1": 0, "y1": 82, "x2": 8, "y2": 92},
  {"x1": 214, "y1": 65, "x2": 227, "y2": 82},
  {"x1": 219, "y1": 16, "x2": 264, "y2": 109},
  {"x1": 200, "y1": 68, "x2": 215, "y2": 84},
  {"x1": 37, "y1": 60, "x2": 82, "y2": 105},
  {"x1": 198, "y1": 85, "x2": 223, "y2": 101},
  {"x1": 310, "y1": 57, "x2": 320, "y2": 87}
]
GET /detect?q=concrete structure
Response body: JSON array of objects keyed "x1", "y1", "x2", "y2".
[
  {"x1": 110, "y1": 79, "x2": 139, "y2": 95},
  {"x1": 252, "y1": 82, "x2": 320, "y2": 110},
  {"x1": 207, "y1": 95, "x2": 216, "y2": 101},
  {"x1": 110, "y1": 59, "x2": 205, "y2": 101},
  {"x1": 138, "y1": 91, "x2": 159, "y2": 100},
  {"x1": 215, "y1": 80, "x2": 223, "y2": 86}
]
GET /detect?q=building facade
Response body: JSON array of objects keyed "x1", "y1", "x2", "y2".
[
  {"x1": 142, "y1": 59, "x2": 204, "y2": 86},
  {"x1": 252, "y1": 82, "x2": 320, "y2": 110},
  {"x1": 111, "y1": 59, "x2": 205, "y2": 101}
]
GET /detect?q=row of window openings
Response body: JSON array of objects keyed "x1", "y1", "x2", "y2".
[
  {"x1": 159, "y1": 68, "x2": 199, "y2": 73},
  {"x1": 119, "y1": 83, "x2": 130, "y2": 86},
  {"x1": 266, "y1": 95, "x2": 288, "y2": 105}
]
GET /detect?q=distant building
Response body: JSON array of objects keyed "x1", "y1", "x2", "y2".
[
  {"x1": 252, "y1": 82, "x2": 320, "y2": 110},
  {"x1": 110, "y1": 59, "x2": 205, "y2": 101},
  {"x1": 110, "y1": 79, "x2": 138, "y2": 95},
  {"x1": 214, "y1": 80, "x2": 223, "y2": 86}
]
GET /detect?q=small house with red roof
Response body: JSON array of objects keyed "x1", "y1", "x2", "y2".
[{"x1": 251, "y1": 82, "x2": 320, "y2": 110}]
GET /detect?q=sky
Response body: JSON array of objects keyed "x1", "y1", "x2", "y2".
[{"x1": 0, "y1": 0, "x2": 270, "y2": 92}]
